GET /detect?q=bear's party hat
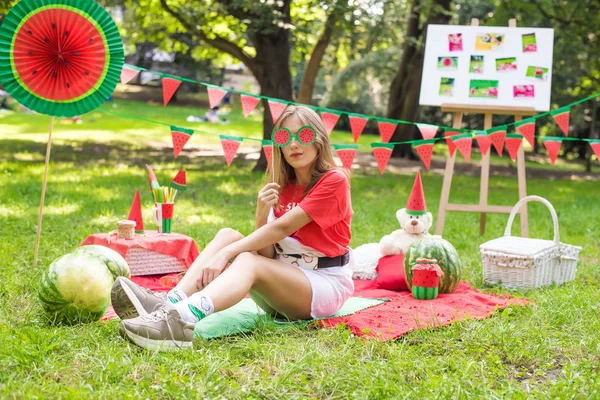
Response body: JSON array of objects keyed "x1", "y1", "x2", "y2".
[{"x1": 406, "y1": 172, "x2": 427, "y2": 216}]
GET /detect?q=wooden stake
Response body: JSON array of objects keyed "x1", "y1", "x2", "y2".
[{"x1": 34, "y1": 116, "x2": 55, "y2": 266}]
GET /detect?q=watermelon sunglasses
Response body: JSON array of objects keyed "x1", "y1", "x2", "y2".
[{"x1": 271, "y1": 126, "x2": 317, "y2": 147}]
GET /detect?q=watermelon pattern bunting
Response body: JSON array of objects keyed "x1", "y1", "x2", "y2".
[
  {"x1": 171, "y1": 126, "x2": 194, "y2": 158},
  {"x1": 416, "y1": 124, "x2": 438, "y2": 140},
  {"x1": 444, "y1": 130, "x2": 461, "y2": 157},
  {"x1": 121, "y1": 64, "x2": 144, "y2": 85},
  {"x1": 371, "y1": 143, "x2": 394, "y2": 174},
  {"x1": 348, "y1": 114, "x2": 368, "y2": 143},
  {"x1": 414, "y1": 140, "x2": 435, "y2": 170},
  {"x1": 515, "y1": 118, "x2": 536, "y2": 147},
  {"x1": 268, "y1": 100, "x2": 288, "y2": 124},
  {"x1": 332, "y1": 144, "x2": 359, "y2": 170},
  {"x1": 475, "y1": 132, "x2": 492, "y2": 157},
  {"x1": 377, "y1": 120, "x2": 397, "y2": 143},
  {"x1": 241, "y1": 95, "x2": 261, "y2": 118},
  {"x1": 590, "y1": 140, "x2": 600, "y2": 162},
  {"x1": 320, "y1": 111, "x2": 342, "y2": 135},
  {"x1": 452, "y1": 134, "x2": 473, "y2": 162},
  {"x1": 206, "y1": 85, "x2": 228, "y2": 109},
  {"x1": 542, "y1": 137, "x2": 563, "y2": 166},
  {"x1": 488, "y1": 127, "x2": 507, "y2": 157},
  {"x1": 551, "y1": 107, "x2": 570, "y2": 136},
  {"x1": 505, "y1": 134, "x2": 523, "y2": 162},
  {"x1": 162, "y1": 76, "x2": 181, "y2": 106},
  {"x1": 220, "y1": 135, "x2": 243, "y2": 166}
]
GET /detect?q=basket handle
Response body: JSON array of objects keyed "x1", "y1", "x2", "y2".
[{"x1": 504, "y1": 195, "x2": 560, "y2": 245}]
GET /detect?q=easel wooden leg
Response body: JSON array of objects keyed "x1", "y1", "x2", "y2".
[{"x1": 435, "y1": 111, "x2": 463, "y2": 236}]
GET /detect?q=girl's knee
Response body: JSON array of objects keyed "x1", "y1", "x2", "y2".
[{"x1": 216, "y1": 228, "x2": 244, "y2": 242}]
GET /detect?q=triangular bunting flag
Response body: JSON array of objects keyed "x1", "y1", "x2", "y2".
[
  {"x1": 207, "y1": 85, "x2": 228, "y2": 109},
  {"x1": 127, "y1": 190, "x2": 144, "y2": 233},
  {"x1": 488, "y1": 127, "x2": 507, "y2": 157},
  {"x1": 170, "y1": 170, "x2": 187, "y2": 191},
  {"x1": 332, "y1": 144, "x2": 359, "y2": 170},
  {"x1": 268, "y1": 100, "x2": 288, "y2": 124},
  {"x1": 348, "y1": 114, "x2": 368, "y2": 143},
  {"x1": 515, "y1": 118, "x2": 536, "y2": 147},
  {"x1": 170, "y1": 126, "x2": 194, "y2": 158},
  {"x1": 416, "y1": 124, "x2": 438, "y2": 140},
  {"x1": 262, "y1": 140, "x2": 274, "y2": 170},
  {"x1": 371, "y1": 143, "x2": 395, "y2": 174},
  {"x1": 452, "y1": 134, "x2": 473, "y2": 163},
  {"x1": 505, "y1": 134, "x2": 523, "y2": 162},
  {"x1": 377, "y1": 120, "x2": 397, "y2": 143},
  {"x1": 444, "y1": 130, "x2": 461, "y2": 157},
  {"x1": 414, "y1": 140, "x2": 435, "y2": 170},
  {"x1": 219, "y1": 135, "x2": 243, "y2": 166},
  {"x1": 162, "y1": 77, "x2": 182, "y2": 106},
  {"x1": 241, "y1": 95, "x2": 261, "y2": 118},
  {"x1": 590, "y1": 140, "x2": 600, "y2": 162},
  {"x1": 542, "y1": 137, "x2": 563, "y2": 166},
  {"x1": 320, "y1": 111, "x2": 342, "y2": 136},
  {"x1": 120, "y1": 64, "x2": 143, "y2": 85},
  {"x1": 551, "y1": 107, "x2": 570, "y2": 136},
  {"x1": 475, "y1": 131, "x2": 492, "y2": 157}
]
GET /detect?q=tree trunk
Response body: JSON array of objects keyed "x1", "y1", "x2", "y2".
[{"x1": 387, "y1": 0, "x2": 451, "y2": 158}]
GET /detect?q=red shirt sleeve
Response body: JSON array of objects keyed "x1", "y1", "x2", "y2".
[{"x1": 298, "y1": 170, "x2": 352, "y2": 230}]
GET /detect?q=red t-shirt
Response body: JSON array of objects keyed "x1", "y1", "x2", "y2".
[{"x1": 273, "y1": 169, "x2": 353, "y2": 257}]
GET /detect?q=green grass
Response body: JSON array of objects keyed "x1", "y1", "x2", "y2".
[{"x1": 1, "y1": 99, "x2": 600, "y2": 398}]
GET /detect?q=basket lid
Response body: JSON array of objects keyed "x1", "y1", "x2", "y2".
[{"x1": 480, "y1": 236, "x2": 558, "y2": 257}]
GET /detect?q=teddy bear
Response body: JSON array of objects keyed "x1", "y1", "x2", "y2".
[{"x1": 380, "y1": 172, "x2": 432, "y2": 256}]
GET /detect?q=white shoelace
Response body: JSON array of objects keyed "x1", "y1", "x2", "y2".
[{"x1": 139, "y1": 307, "x2": 184, "y2": 349}]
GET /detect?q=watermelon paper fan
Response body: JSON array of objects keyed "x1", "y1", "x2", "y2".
[{"x1": 0, "y1": 0, "x2": 124, "y2": 117}]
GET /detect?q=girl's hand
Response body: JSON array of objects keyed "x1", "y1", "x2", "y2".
[
  {"x1": 256, "y1": 183, "x2": 280, "y2": 218},
  {"x1": 197, "y1": 251, "x2": 230, "y2": 289}
]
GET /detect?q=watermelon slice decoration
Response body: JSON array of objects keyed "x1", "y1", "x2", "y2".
[
  {"x1": 505, "y1": 134, "x2": 523, "y2": 162},
  {"x1": 475, "y1": 131, "x2": 492, "y2": 157},
  {"x1": 320, "y1": 111, "x2": 342, "y2": 136},
  {"x1": 0, "y1": 0, "x2": 124, "y2": 117},
  {"x1": 542, "y1": 137, "x2": 563, "y2": 166},
  {"x1": 206, "y1": 85, "x2": 227, "y2": 109},
  {"x1": 589, "y1": 140, "x2": 600, "y2": 162},
  {"x1": 348, "y1": 114, "x2": 368, "y2": 143},
  {"x1": 377, "y1": 120, "x2": 397, "y2": 143},
  {"x1": 220, "y1": 135, "x2": 243, "y2": 166},
  {"x1": 268, "y1": 100, "x2": 288, "y2": 124},
  {"x1": 414, "y1": 140, "x2": 435, "y2": 170},
  {"x1": 170, "y1": 125, "x2": 194, "y2": 158},
  {"x1": 488, "y1": 127, "x2": 507, "y2": 157},
  {"x1": 162, "y1": 76, "x2": 181, "y2": 106},
  {"x1": 241, "y1": 94, "x2": 261, "y2": 118},
  {"x1": 444, "y1": 130, "x2": 461, "y2": 157},
  {"x1": 416, "y1": 124, "x2": 438, "y2": 140},
  {"x1": 515, "y1": 118, "x2": 536, "y2": 146},
  {"x1": 332, "y1": 144, "x2": 359, "y2": 170},
  {"x1": 127, "y1": 190, "x2": 144, "y2": 233},
  {"x1": 551, "y1": 107, "x2": 570, "y2": 136},
  {"x1": 262, "y1": 140, "x2": 274, "y2": 170},
  {"x1": 169, "y1": 170, "x2": 187, "y2": 191},
  {"x1": 452, "y1": 134, "x2": 473, "y2": 162},
  {"x1": 371, "y1": 143, "x2": 394, "y2": 174},
  {"x1": 120, "y1": 64, "x2": 144, "y2": 85}
]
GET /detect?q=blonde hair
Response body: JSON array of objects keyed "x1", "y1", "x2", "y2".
[{"x1": 265, "y1": 105, "x2": 342, "y2": 193}]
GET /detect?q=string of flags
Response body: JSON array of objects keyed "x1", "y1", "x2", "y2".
[{"x1": 116, "y1": 64, "x2": 600, "y2": 173}]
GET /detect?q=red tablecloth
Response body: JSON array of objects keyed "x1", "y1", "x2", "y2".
[{"x1": 81, "y1": 231, "x2": 199, "y2": 269}]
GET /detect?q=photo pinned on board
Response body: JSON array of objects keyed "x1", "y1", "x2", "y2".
[
  {"x1": 439, "y1": 78, "x2": 455, "y2": 96},
  {"x1": 469, "y1": 55, "x2": 484, "y2": 73},
  {"x1": 437, "y1": 56, "x2": 458, "y2": 70},
  {"x1": 475, "y1": 33, "x2": 505, "y2": 52},
  {"x1": 513, "y1": 85, "x2": 535, "y2": 99},
  {"x1": 526, "y1": 66, "x2": 549, "y2": 82},
  {"x1": 522, "y1": 33, "x2": 537, "y2": 52},
  {"x1": 448, "y1": 33, "x2": 463, "y2": 52},
  {"x1": 496, "y1": 57, "x2": 517, "y2": 72},
  {"x1": 469, "y1": 80, "x2": 499, "y2": 98}
]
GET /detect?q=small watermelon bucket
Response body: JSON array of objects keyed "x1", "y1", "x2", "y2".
[{"x1": 411, "y1": 258, "x2": 444, "y2": 300}]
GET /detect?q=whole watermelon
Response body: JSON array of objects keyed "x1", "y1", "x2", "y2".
[
  {"x1": 404, "y1": 237, "x2": 462, "y2": 293},
  {"x1": 73, "y1": 245, "x2": 130, "y2": 280},
  {"x1": 38, "y1": 253, "x2": 114, "y2": 325}
]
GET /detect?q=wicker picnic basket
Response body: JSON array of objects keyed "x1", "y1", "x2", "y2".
[{"x1": 480, "y1": 196, "x2": 581, "y2": 289}]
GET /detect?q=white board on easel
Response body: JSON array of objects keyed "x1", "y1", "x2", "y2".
[{"x1": 419, "y1": 24, "x2": 554, "y2": 112}]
